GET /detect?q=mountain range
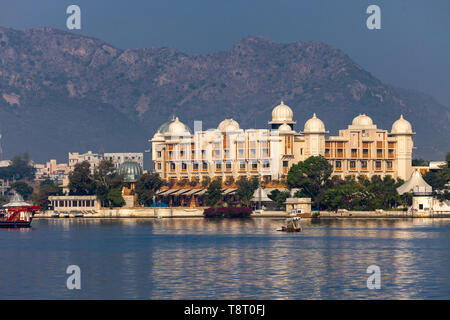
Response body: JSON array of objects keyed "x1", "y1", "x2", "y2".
[{"x1": 0, "y1": 26, "x2": 449, "y2": 165}]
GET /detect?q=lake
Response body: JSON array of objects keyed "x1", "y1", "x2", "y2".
[{"x1": 1, "y1": 218, "x2": 449, "y2": 299}]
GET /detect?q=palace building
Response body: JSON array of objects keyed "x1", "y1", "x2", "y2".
[{"x1": 150, "y1": 101, "x2": 414, "y2": 183}]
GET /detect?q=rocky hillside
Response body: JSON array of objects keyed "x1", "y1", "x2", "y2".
[{"x1": 0, "y1": 27, "x2": 448, "y2": 163}]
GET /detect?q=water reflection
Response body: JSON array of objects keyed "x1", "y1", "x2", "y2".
[{"x1": 1, "y1": 218, "x2": 449, "y2": 299}]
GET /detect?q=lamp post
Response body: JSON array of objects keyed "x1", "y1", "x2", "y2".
[{"x1": 259, "y1": 173, "x2": 262, "y2": 211}]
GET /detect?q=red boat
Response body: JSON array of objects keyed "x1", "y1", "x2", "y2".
[{"x1": 0, "y1": 194, "x2": 40, "y2": 228}]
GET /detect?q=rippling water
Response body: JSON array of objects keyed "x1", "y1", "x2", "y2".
[{"x1": 1, "y1": 218, "x2": 449, "y2": 299}]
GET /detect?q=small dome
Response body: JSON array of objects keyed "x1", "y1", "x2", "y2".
[
  {"x1": 168, "y1": 117, "x2": 190, "y2": 135},
  {"x1": 352, "y1": 114, "x2": 373, "y2": 127},
  {"x1": 271, "y1": 100, "x2": 294, "y2": 123},
  {"x1": 218, "y1": 119, "x2": 240, "y2": 131},
  {"x1": 157, "y1": 121, "x2": 172, "y2": 134},
  {"x1": 118, "y1": 161, "x2": 143, "y2": 183},
  {"x1": 304, "y1": 113, "x2": 326, "y2": 133},
  {"x1": 391, "y1": 115, "x2": 413, "y2": 134},
  {"x1": 278, "y1": 123, "x2": 292, "y2": 132}
]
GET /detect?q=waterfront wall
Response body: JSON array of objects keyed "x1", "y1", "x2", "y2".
[{"x1": 35, "y1": 207, "x2": 450, "y2": 219}]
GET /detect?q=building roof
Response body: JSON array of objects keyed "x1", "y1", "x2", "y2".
[
  {"x1": 269, "y1": 101, "x2": 296, "y2": 124},
  {"x1": 251, "y1": 187, "x2": 273, "y2": 202},
  {"x1": 397, "y1": 171, "x2": 432, "y2": 195},
  {"x1": 391, "y1": 115, "x2": 413, "y2": 135},
  {"x1": 303, "y1": 113, "x2": 327, "y2": 133},
  {"x1": 218, "y1": 119, "x2": 240, "y2": 132},
  {"x1": 118, "y1": 161, "x2": 143, "y2": 183}
]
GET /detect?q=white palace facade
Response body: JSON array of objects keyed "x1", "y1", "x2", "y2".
[{"x1": 150, "y1": 101, "x2": 414, "y2": 183}]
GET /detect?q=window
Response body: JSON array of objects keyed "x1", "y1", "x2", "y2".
[
  {"x1": 377, "y1": 149, "x2": 382, "y2": 155},
  {"x1": 337, "y1": 148, "x2": 343, "y2": 154},
  {"x1": 157, "y1": 151, "x2": 161, "y2": 158},
  {"x1": 350, "y1": 161, "x2": 356, "y2": 169},
  {"x1": 251, "y1": 161, "x2": 257, "y2": 169},
  {"x1": 214, "y1": 150, "x2": 220, "y2": 156},
  {"x1": 170, "y1": 162, "x2": 175, "y2": 170},
  {"x1": 180, "y1": 150, "x2": 185, "y2": 157},
  {"x1": 262, "y1": 161, "x2": 270, "y2": 168},
  {"x1": 363, "y1": 149, "x2": 368, "y2": 155},
  {"x1": 351, "y1": 149, "x2": 357, "y2": 157},
  {"x1": 157, "y1": 162, "x2": 161, "y2": 170},
  {"x1": 375, "y1": 161, "x2": 382, "y2": 169},
  {"x1": 168, "y1": 151, "x2": 173, "y2": 157},
  {"x1": 262, "y1": 148, "x2": 269, "y2": 156},
  {"x1": 193, "y1": 162, "x2": 199, "y2": 170},
  {"x1": 226, "y1": 162, "x2": 232, "y2": 169},
  {"x1": 361, "y1": 160, "x2": 367, "y2": 169},
  {"x1": 216, "y1": 162, "x2": 222, "y2": 170},
  {"x1": 240, "y1": 161, "x2": 246, "y2": 169},
  {"x1": 250, "y1": 149, "x2": 256, "y2": 156},
  {"x1": 335, "y1": 161, "x2": 342, "y2": 169},
  {"x1": 238, "y1": 149, "x2": 244, "y2": 157},
  {"x1": 201, "y1": 150, "x2": 206, "y2": 156},
  {"x1": 202, "y1": 162, "x2": 208, "y2": 170},
  {"x1": 325, "y1": 148, "x2": 330, "y2": 154},
  {"x1": 283, "y1": 161, "x2": 289, "y2": 168},
  {"x1": 387, "y1": 161, "x2": 392, "y2": 169},
  {"x1": 182, "y1": 162, "x2": 187, "y2": 170}
]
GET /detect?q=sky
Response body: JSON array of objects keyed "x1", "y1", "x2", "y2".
[{"x1": 1, "y1": 0, "x2": 449, "y2": 107}]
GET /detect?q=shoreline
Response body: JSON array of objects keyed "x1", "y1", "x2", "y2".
[{"x1": 34, "y1": 208, "x2": 450, "y2": 219}]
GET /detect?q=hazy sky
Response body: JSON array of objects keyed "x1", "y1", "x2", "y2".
[{"x1": 1, "y1": 0, "x2": 449, "y2": 106}]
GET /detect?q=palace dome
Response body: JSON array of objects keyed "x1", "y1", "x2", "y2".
[
  {"x1": 352, "y1": 114, "x2": 373, "y2": 127},
  {"x1": 391, "y1": 115, "x2": 413, "y2": 134},
  {"x1": 271, "y1": 101, "x2": 294, "y2": 123},
  {"x1": 278, "y1": 123, "x2": 292, "y2": 132},
  {"x1": 118, "y1": 161, "x2": 143, "y2": 183},
  {"x1": 167, "y1": 117, "x2": 191, "y2": 135},
  {"x1": 218, "y1": 119, "x2": 240, "y2": 132},
  {"x1": 304, "y1": 113, "x2": 326, "y2": 133}
]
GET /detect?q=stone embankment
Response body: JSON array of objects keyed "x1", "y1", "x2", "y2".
[{"x1": 34, "y1": 208, "x2": 450, "y2": 219}]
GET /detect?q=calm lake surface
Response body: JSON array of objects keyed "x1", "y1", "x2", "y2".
[{"x1": 1, "y1": 218, "x2": 449, "y2": 299}]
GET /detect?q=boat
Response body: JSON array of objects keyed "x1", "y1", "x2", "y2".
[
  {"x1": 0, "y1": 194, "x2": 40, "y2": 228},
  {"x1": 277, "y1": 217, "x2": 302, "y2": 232},
  {"x1": 289, "y1": 209, "x2": 320, "y2": 221}
]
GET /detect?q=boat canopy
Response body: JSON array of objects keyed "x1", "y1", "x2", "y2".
[{"x1": 3, "y1": 193, "x2": 32, "y2": 207}]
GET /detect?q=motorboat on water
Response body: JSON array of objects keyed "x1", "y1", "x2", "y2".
[{"x1": 277, "y1": 216, "x2": 302, "y2": 232}]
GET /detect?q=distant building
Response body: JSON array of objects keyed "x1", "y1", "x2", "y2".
[
  {"x1": 0, "y1": 160, "x2": 11, "y2": 168},
  {"x1": 69, "y1": 151, "x2": 103, "y2": 173},
  {"x1": 68, "y1": 151, "x2": 144, "y2": 173},
  {"x1": 34, "y1": 159, "x2": 70, "y2": 183},
  {"x1": 150, "y1": 101, "x2": 415, "y2": 182},
  {"x1": 104, "y1": 153, "x2": 144, "y2": 170}
]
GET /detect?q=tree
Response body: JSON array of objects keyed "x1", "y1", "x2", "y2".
[
  {"x1": 107, "y1": 188, "x2": 125, "y2": 207},
  {"x1": 287, "y1": 156, "x2": 333, "y2": 202},
  {"x1": 205, "y1": 179, "x2": 223, "y2": 207},
  {"x1": 93, "y1": 160, "x2": 124, "y2": 206},
  {"x1": 68, "y1": 161, "x2": 95, "y2": 195},
  {"x1": 10, "y1": 153, "x2": 36, "y2": 180},
  {"x1": 32, "y1": 180, "x2": 61, "y2": 210},
  {"x1": 134, "y1": 172, "x2": 164, "y2": 206},
  {"x1": 412, "y1": 159, "x2": 429, "y2": 166},
  {"x1": 11, "y1": 181, "x2": 34, "y2": 200},
  {"x1": 0, "y1": 153, "x2": 35, "y2": 181},
  {"x1": 268, "y1": 189, "x2": 290, "y2": 208},
  {"x1": 236, "y1": 177, "x2": 258, "y2": 206}
]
